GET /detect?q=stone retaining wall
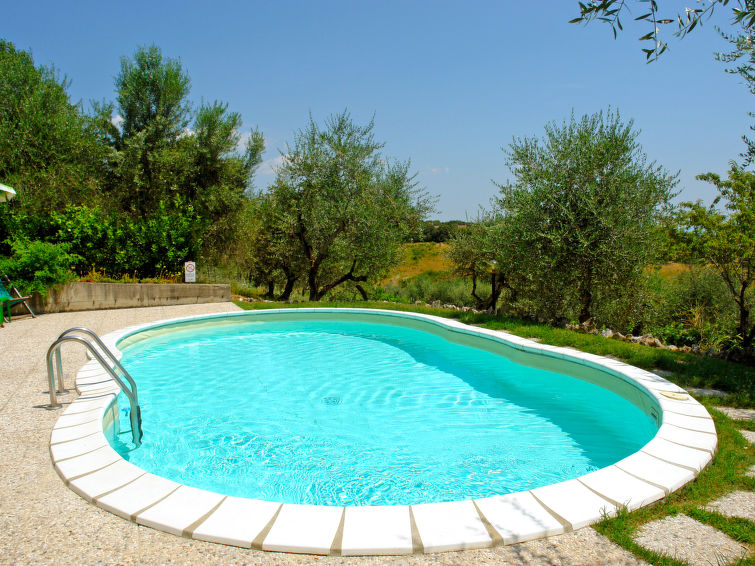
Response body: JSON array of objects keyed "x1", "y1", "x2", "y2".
[{"x1": 25, "y1": 282, "x2": 231, "y2": 314}]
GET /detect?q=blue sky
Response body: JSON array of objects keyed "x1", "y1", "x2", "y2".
[{"x1": 3, "y1": 1, "x2": 750, "y2": 219}]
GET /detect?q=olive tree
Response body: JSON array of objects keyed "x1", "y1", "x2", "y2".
[
  {"x1": 674, "y1": 167, "x2": 755, "y2": 348},
  {"x1": 571, "y1": 1, "x2": 753, "y2": 61},
  {"x1": 0, "y1": 40, "x2": 105, "y2": 224},
  {"x1": 492, "y1": 109, "x2": 677, "y2": 326},
  {"x1": 264, "y1": 111, "x2": 432, "y2": 301}
]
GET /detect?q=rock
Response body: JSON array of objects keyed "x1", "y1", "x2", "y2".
[
  {"x1": 630, "y1": 335, "x2": 642, "y2": 344},
  {"x1": 653, "y1": 338, "x2": 664, "y2": 348},
  {"x1": 431, "y1": 300, "x2": 441, "y2": 308},
  {"x1": 614, "y1": 332, "x2": 626, "y2": 341},
  {"x1": 601, "y1": 329, "x2": 614, "y2": 339},
  {"x1": 414, "y1": 300, "x2": 423, "y2": 305},
  {"x1": 667, "y1": 345, "x2": 679, "y2": 352}
]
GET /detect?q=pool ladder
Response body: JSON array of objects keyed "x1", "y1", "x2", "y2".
[{"x1": 46, "y1": 327, "x2": 143, "y2": 447}]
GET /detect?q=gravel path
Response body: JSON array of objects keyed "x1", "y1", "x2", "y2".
[{"x1": 0, "y1": 304, "x2": 647, "y2": 565}]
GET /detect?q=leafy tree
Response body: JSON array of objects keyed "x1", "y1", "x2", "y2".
[
  {"x1": 232, "y1": 192, "x2": 305, "y2": 300},
  {"x1": 571, "y1": 1, "x2": 754, "y2": 61},
  {"x1": 0, "y1": 40, "x2": 105, "y2": 244},
  {"x1": 448, "y1": 219, "x2": 513, "y2": 310},
  {"x1": 674, "y1": 167, "x2": 755, "y2": 348},
  {"x1": 92, "y1": 45, "x2": 264, "y2": 271},
  {"x1": 0, "y1": 239, "x2": 81, "y2": 296},
  {"x1": 573, "y1": 2, "x2": 755, "y2": 163},
  {"x1": 264, "y1": 111, "x2": 432, "y2": 301},
  {"x1": 491, "y1": 109, "x2": 677, "y2": 325}
]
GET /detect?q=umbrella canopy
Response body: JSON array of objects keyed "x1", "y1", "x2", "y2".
[{"x1": 0, "y1": 183, "x2": 16, "y2": 203}]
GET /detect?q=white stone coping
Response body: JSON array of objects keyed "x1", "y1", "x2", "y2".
[{"x1": 49, "y1": 308, "x2": 718, "y2": 555}]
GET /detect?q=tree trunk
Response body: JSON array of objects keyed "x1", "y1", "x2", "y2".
[
  {"x1": 355, "y1": 284, "x2": 368, "y2": 301},
  {"x1": 739, "y1": 303, "x2": 752, "y2": 348},
  {"x1": 308, "y1": 267, "x2": 319, "y2": 301},
  {"x1": 578, "y1": 267, "x2": 593, "y2": 324},
  {"x1": 278, "y1": 271, "x2": 297, "y2": 301},
  {"x1": 265, "y1": 280, "x2": 275, "y2": 299}
]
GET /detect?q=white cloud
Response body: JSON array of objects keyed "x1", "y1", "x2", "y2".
[
  {"x1": 259, "y1": 154, "x2": 287, "y2": 176},
  {"x1": 111, "y1": 114, "x2": 124, "y2": 128}
]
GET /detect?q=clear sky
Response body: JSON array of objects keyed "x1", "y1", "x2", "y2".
[{"x1": 3, "y1": 1, "x2": 750, "y2": 220}]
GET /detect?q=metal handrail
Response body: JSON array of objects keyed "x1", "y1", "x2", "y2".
[
  {"x1": 53, "y1": 327, "x2": 139, "y2": 398},
  {"x1": 46, "y1": 329, "x2": 142, "y2": 446}
]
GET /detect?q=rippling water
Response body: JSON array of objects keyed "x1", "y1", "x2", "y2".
[{"x1": 111, "y1": 316, "x2": 657, "y2": 506}]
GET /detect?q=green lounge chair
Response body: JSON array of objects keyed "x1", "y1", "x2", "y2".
[{"x1": 0, "y1": 276, "x2": 35, "y2": 326}]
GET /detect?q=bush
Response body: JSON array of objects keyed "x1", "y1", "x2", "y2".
[
  {"x1": 51, "y1": 200, "x2": 202, "y2": 278},
  {"x1": 383, "y1": 272, "x2": 475, "y2": 307},
  {"x1": 645, "y1": 267, "x2": 736, "y2": 350},
  {"x1": 0, "y1": 239, "x2": 81, "y2": 295}
]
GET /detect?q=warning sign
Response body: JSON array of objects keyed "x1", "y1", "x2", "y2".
[{"x1": 184, "y1": 261, "x2": 196, "y2": 283}]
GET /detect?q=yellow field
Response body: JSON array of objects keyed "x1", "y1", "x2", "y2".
[
  {"x1": 655, "y1": 263, "x2": 692, "y2": 279},
  {"x1": 384, "y1": 243, "x2": 454, "y2": 283}
]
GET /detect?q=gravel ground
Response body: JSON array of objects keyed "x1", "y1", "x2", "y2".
[
  {"x1": 0, "y1": 303, "x2": 649, "y2": 565},
  {"x1": 633, "y1": 515, "x2": 748, "y2": 566}
]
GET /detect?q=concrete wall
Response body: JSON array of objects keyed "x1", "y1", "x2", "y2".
[{"x1": 25, "y1": 282, "x2": 232, "y2": 314}]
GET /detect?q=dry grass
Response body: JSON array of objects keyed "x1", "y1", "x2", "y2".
[
  {"x1": 655, "y1": 263, "x2": 692, "y2": 279},
  {"x1": 384, "y1": 243, "x2": 453, "y2": 283}
]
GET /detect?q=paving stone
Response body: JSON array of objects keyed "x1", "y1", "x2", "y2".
[
  {"x1": 634, "y1": 515, "x2": 749, "y2": 566},
  {"x1": 686, "y1": 387, "x2": 728, "y2": 398},
  {"x1": 704, "y1": 491, "x2": 755, "y2": 522},
  {"x1": 717, "y1": 407, "x2": 755, "y2": 421},
  {"x1": 740, "y1": 429, "x2": 755, "y2": 444},
  {"x1": 747, "y1": 465, "x2": 755, "y2": 479}
]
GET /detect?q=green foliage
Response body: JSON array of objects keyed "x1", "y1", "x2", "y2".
[
  {"x1": 571, "y1": 1, "x2": 750, "y2": 62},
  {"x1": 447, "y1": 217, "x2": 515, "y2": 310},
  {"x1": 416, "y1": 220, "x2": 464, "y2": 243},
  {"x1": 257, "y1": 110, "x2": 433, "y2": 301},
  {"x1": 115, "y1": 44, "x2": 191, "y2": 148},
  {"x1": 673, "y1": 167, "x2": 755, "y2": 349},
  {"x1": 0, "y1": 39, "x2": 106, "y2": 247},
  {"x1": 486, "y1": 109, "x2": 677, "y2": 326},
  {"x1": 0, "y1": 239, "x2": 80, "y2": 295},
  {"x1": 89, "y1": 45, "x2": 264, "y2": 267},
  {"x1": 383, "y1": 272, "x2": 475, "y2": 307},
  {"x1": 50, "y1": 200, "x2": 201, "y2": 278},
  {"x1": 645, "y1": 267, "x2": 738, "y2": 350}
]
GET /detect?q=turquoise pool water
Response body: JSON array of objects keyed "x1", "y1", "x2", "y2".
[{"x1": 111, "y1": 314, "x2": 658, "y2": 506}]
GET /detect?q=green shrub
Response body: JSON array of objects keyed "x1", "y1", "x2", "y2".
[
  {"x1": 0, "y1": 239, "x2": 81, "y2": 295},
  {"x1": 383, "y1": 272, "x2": 475, "y2": 307},
  {"x1": 51, "y1": 199, "x2": 202, "y2": 278}
]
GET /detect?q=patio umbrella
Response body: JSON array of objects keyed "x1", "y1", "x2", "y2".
[{"x1": 0, "y1": 184, "x2": 16, "y2": 203}]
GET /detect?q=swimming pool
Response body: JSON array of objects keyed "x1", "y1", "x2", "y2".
[
  {"x1": 51, "y1": 308, "x2": 718, "y2": 555},
  {"x1": 111, "y1": 311, "x2": 657, "y2": 506}
]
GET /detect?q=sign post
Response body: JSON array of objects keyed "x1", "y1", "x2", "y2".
[{"x1": 184, "y1": 261, "x2": 196, "y2": 283}]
